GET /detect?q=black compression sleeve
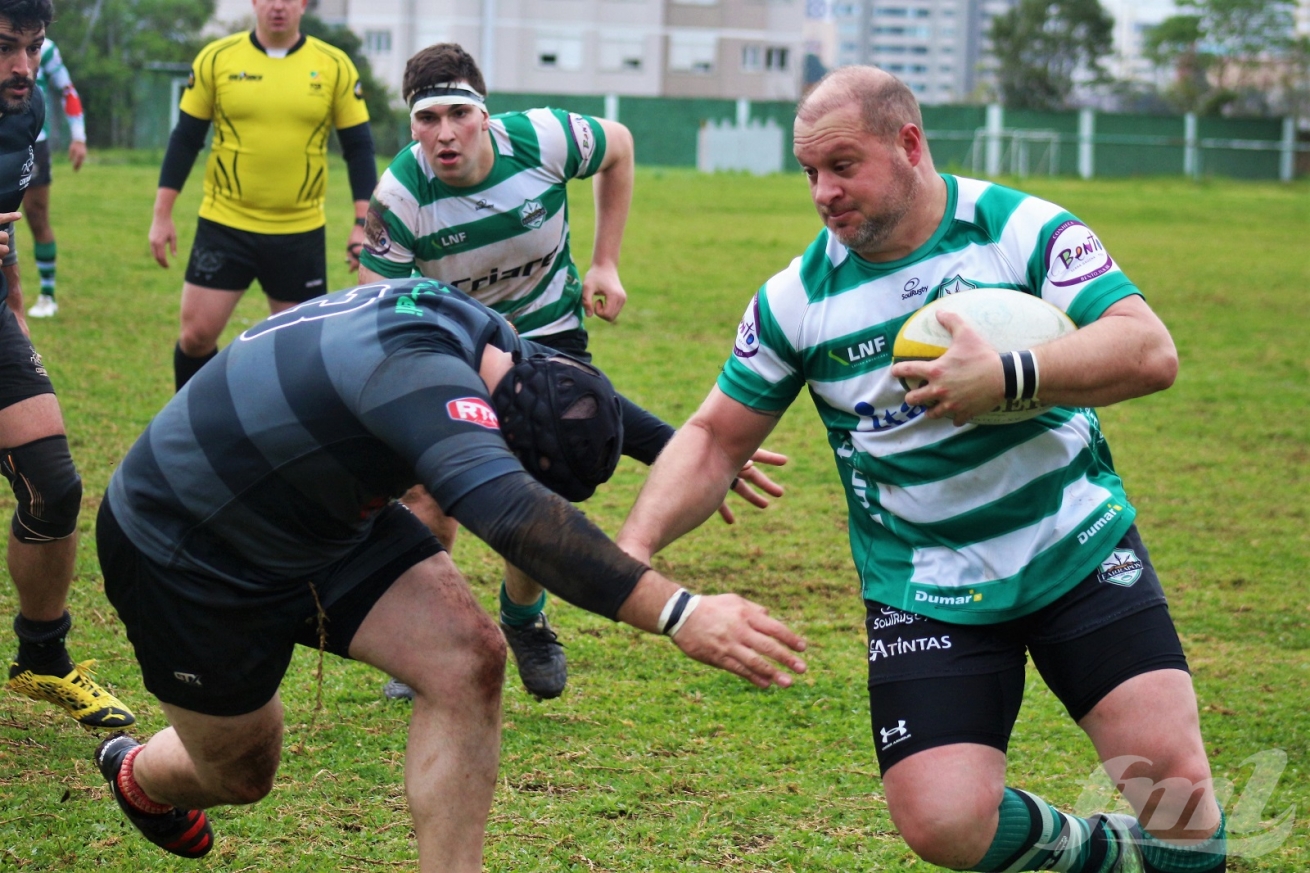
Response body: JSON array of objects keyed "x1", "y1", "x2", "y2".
[
  {"x1": 337, "y1": 122, "x2": 379, "y2": 203},
  {"x1": 447, "y1": 471, "x2": 650, "y2": 620},
  {"x1": 158, "y1": 111, "x2": 211, "y2": 191},
  {"x1": 618, "y1": 394, "x2": 676, "y2": 466}
]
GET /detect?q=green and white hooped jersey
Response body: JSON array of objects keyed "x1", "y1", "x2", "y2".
[
  {"x1": 35, "y1": 39, "x2": 85, "y2": 144},
  {"x1": 362, "y1": 108, "x2": 606, "y2": 338},
  {"x1": 720, "y1": 175, "x2": 1142, "y2": 624}
]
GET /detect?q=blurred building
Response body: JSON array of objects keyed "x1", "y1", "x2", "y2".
[{"x1": 214, "y1": 0, "x2": 806, "y2": 101}]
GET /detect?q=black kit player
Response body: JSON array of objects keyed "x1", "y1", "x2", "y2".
[
  {"x1": 92, "y1": 277, "x2": 807, "y2": 867},
  {"x1": 148, "y1": 0, "x2": 376, "y2": 391},
  {"x1": 0, "y1": 0, "x2": 134, "y2": 728}
]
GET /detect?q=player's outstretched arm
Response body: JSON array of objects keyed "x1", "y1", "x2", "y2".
[
  {"x1": 616, "y1": 572, "x2": 806, "y2": 689},
  {"x1": 448, "y1": 470, "x2": 805, "y2": 687},
  {"x1": 582, "y1": 119, "x2": 634, "y2": 322},
  {"x1": 618, "y1": 387, "x2": 782, "y2": 564}
]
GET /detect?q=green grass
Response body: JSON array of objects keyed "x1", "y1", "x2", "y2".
[{"x1": 1, "y1": 157, "x2": 1306, "y2": 870}]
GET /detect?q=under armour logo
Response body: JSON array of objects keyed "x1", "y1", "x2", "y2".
[{"x1": 880, "y1": 720, "x2": 909, "y2": 746}]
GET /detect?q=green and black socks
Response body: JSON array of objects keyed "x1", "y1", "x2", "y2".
[
  {"x1": 499, "y1": 581, "x2": 546, "y2": 627},
  {"x1": 34, "y1": 240, "x2": 56, "y2": 300},
  {"x1": 973, "y1": 787, "x2": 1225, "y2": 872}
]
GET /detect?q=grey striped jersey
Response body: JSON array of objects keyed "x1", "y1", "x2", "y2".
[
  {"x1": 107, "y1": 279, "x2": 526, "y2": 588},
  {"x1": 361, "y1": 108, "x2": 606, "y2": 338},
  {"x1": 720, "y1": 175, "x2": 1142, "y2": 624}
]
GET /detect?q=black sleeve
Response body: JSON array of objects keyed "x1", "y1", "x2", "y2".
[
  {"x1": 448, "y1": 471, "x2": 650, "y2": 620},
  {"x1": 337, "y1": 121, "x2": 378, "y2": 202},
  {"x1": 618, "y1": 394, "x2": 676, "y2": 466},
  {"x1": 1, "y1": 223, "x2": 16, "y2": 267},
  {"x1": 158, "y1": 110, "x2": 211, "y2": 191}
]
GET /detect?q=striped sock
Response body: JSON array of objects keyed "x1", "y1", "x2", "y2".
[
  {"x1": 33, "y1": 240, "x2": 56, "y2": 298},
  {"x1": 977, "y1": 788, "x2": 1152, "y2": 872},
  {"x1": 1140, "y1": 811, "x2": 1226, "y2": 872}
]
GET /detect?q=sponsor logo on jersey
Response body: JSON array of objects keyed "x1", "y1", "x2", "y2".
[
  {"x1": 449, "y1": 247, "x2": 558, "y2": 294},
  {"x1": 1097, "y1": 549, "x2": 1143, "y2": 586},
  {"x1": 567, "y1": 113, "x2": 597, "y2": 171},
  {"x1": 354, "y1": 80, "x2": 364, "y2": 100},
  {"x1": 29, "y1": 349, "x2": 46, "y2": 377},
  {"x1": 868, "y1": 606, "x2": 920, "y2": 631},
  {"x1": 901, "y1": 277, "x2": 929, "y2": 300},
  {"x1": 18, "y1": 147, "x2": 33, "y2": 191},
  {"x1": 933, "y1": 275, "x2": 977, "y2": 298},
  {"x1": 446, "y1": 397, "x2": 500, "y2": 430},
  {"x1": 1077, "y1": 503, "x2": 1124, "y2": 545},
  {"x1": 852, "y1": 399, "x2": 927, "y2": 432},
  {"x1": 439, "y1": 231, "x2": 467, "y2": 249},
  {"x1": 830, "y1": 334, "x2": 888, "y2": 366},
  {"x1": 519, "y1": 198, "x2": 547, "y2": 229},
  {"x1": 173, "y1": 671, "x2": 202, "y2": 686},
  {"x1": 914, "y1": 589, "x2": 983, "y2": 605},
  {"x1": 186, "y1": 71, "x2": 196, "y2": 89},
  {"x1": 868, "y1": 634, "x2": 952, "y2": 662},
  {"x1": 1046, "y1": 220, "x2": 1114, "y2": 287},
  {"x1": 733, "y1": 295, "x2": 761, "y2": 358},
  {"x1": 228, "y1": 71, "x2": 263, "y2": 81},
  {"x1": 878, "y1": 719, "x2": 912, "y2": 750}
]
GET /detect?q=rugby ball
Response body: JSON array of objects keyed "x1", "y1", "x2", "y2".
[{"x1": 893, "y1": 288, "x2": 1076, "y2": 424}]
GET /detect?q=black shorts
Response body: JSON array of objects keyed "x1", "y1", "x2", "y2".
[
  {"x1": 30, "y1": 140, "x2": 52, "y2": 188},
  {"x1": 865, "y1": 525, "x2": 1188, "y2": 772},
  {"x1": 184, "y1": 217, "x2": 328, "y2": 302},
  {"x1": 97, "y1": 498, "x2": 443, "y2": 717},
  {"x1": 0, "y1": 303, "x2": 54, "y2": 411}
]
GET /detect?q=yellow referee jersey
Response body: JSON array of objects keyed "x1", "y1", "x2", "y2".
[{"x1": 180, "y1": 32, "x2": 370, "y2": 234}]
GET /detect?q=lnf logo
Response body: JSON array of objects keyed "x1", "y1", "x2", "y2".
[{"x1": 1071, "y1": 750, "x2": 1295, "y2": 856}]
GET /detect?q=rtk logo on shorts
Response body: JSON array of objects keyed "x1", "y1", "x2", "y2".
[{"x1": 1097, "y1": 549, "x2": 1144, "y2": 586}]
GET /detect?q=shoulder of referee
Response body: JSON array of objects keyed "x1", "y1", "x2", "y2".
[
  {"x1": 303, "y1": 36, "x2": 363, "y2": 76},
  {"x1": 192, "y1": 31, "x2": 249, "y2": 68}
]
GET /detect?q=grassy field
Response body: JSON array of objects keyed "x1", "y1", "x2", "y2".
[{"x1": 0, "y1": 154, "x2": 1306, "y2": 871}]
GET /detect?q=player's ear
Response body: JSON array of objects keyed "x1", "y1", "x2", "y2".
[
  {"x1": 480, "y1": 108, "x2": 491, "y2": 131},
  {"x1": 898, "y1": 124, "x2": 925, "y2": 166}
]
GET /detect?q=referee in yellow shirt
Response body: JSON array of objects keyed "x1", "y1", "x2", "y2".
[{"x1": 148, "y1": 0, "x2": 377, "y2": 390}]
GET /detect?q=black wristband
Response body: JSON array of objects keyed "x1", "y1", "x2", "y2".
[
  {"x1": 660, "y1": 590, "x2": 693, "y2": 635},
  {"x1": 354, "y1": 217, "x2": 367, "y2": 227},
  {"x1": 1000, "y1": 350, "x2": 1039, "y2": 401},
  {"x1": 1000, "y1": 352, "x2": 1018, "y2": 400}
]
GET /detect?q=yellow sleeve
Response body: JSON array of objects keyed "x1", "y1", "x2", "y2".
[
  {"x1": 177, "y1": 44, "x2": 217, "y2": 121},
  {"x1": 333, "y1": 53, "x2": 371, "y2": 129}
]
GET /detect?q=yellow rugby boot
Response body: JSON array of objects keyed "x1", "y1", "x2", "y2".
[{"x1": 7, "y1": 659, "x2": 136, "y2": 729}]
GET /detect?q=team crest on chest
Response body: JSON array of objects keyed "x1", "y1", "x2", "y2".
[
  {"x1": 933, "y1": 275, "x2": 976, "y2": 298},
  {"x1": 519, "y1": 198, "x2": 547, "y2": 229}
]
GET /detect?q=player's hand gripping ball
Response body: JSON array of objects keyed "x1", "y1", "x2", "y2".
[{"x1": 893, "y1": 287, "x2": 1076, "y2": 424}]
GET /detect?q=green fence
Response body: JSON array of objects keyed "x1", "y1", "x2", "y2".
[{"x1": 131, "y1": 72, "x2": 1305, "y2": 181}]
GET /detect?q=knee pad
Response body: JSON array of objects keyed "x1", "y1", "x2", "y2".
[{"x1": 1, "y1": 435, "x2": 82, "y2": 543}]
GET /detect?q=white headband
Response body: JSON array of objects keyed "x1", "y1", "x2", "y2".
[{"x1": 408, "y1": 80, "x2": 487, "y2": 118}]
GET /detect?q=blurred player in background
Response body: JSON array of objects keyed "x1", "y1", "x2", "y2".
[
  {"x1": 0, "y1": 0, "x2": 134, "y2": 730},
  {"x1": 149, "y1": 0, "x2": 376, "y2": 391},
  {"x1": 23, "y1": 36, "x2": 85, "y2": 319},
  {"x1": 359, "y1": 42, "x2": 690, "y2": 701}
]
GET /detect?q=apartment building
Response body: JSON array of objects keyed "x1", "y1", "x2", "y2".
[
  {"x1": 213, "y1": 0, "x2": 806, "y2": 101},
  {"x1": 825, "y1": 0, "x2": 984, "y2": 103}
]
